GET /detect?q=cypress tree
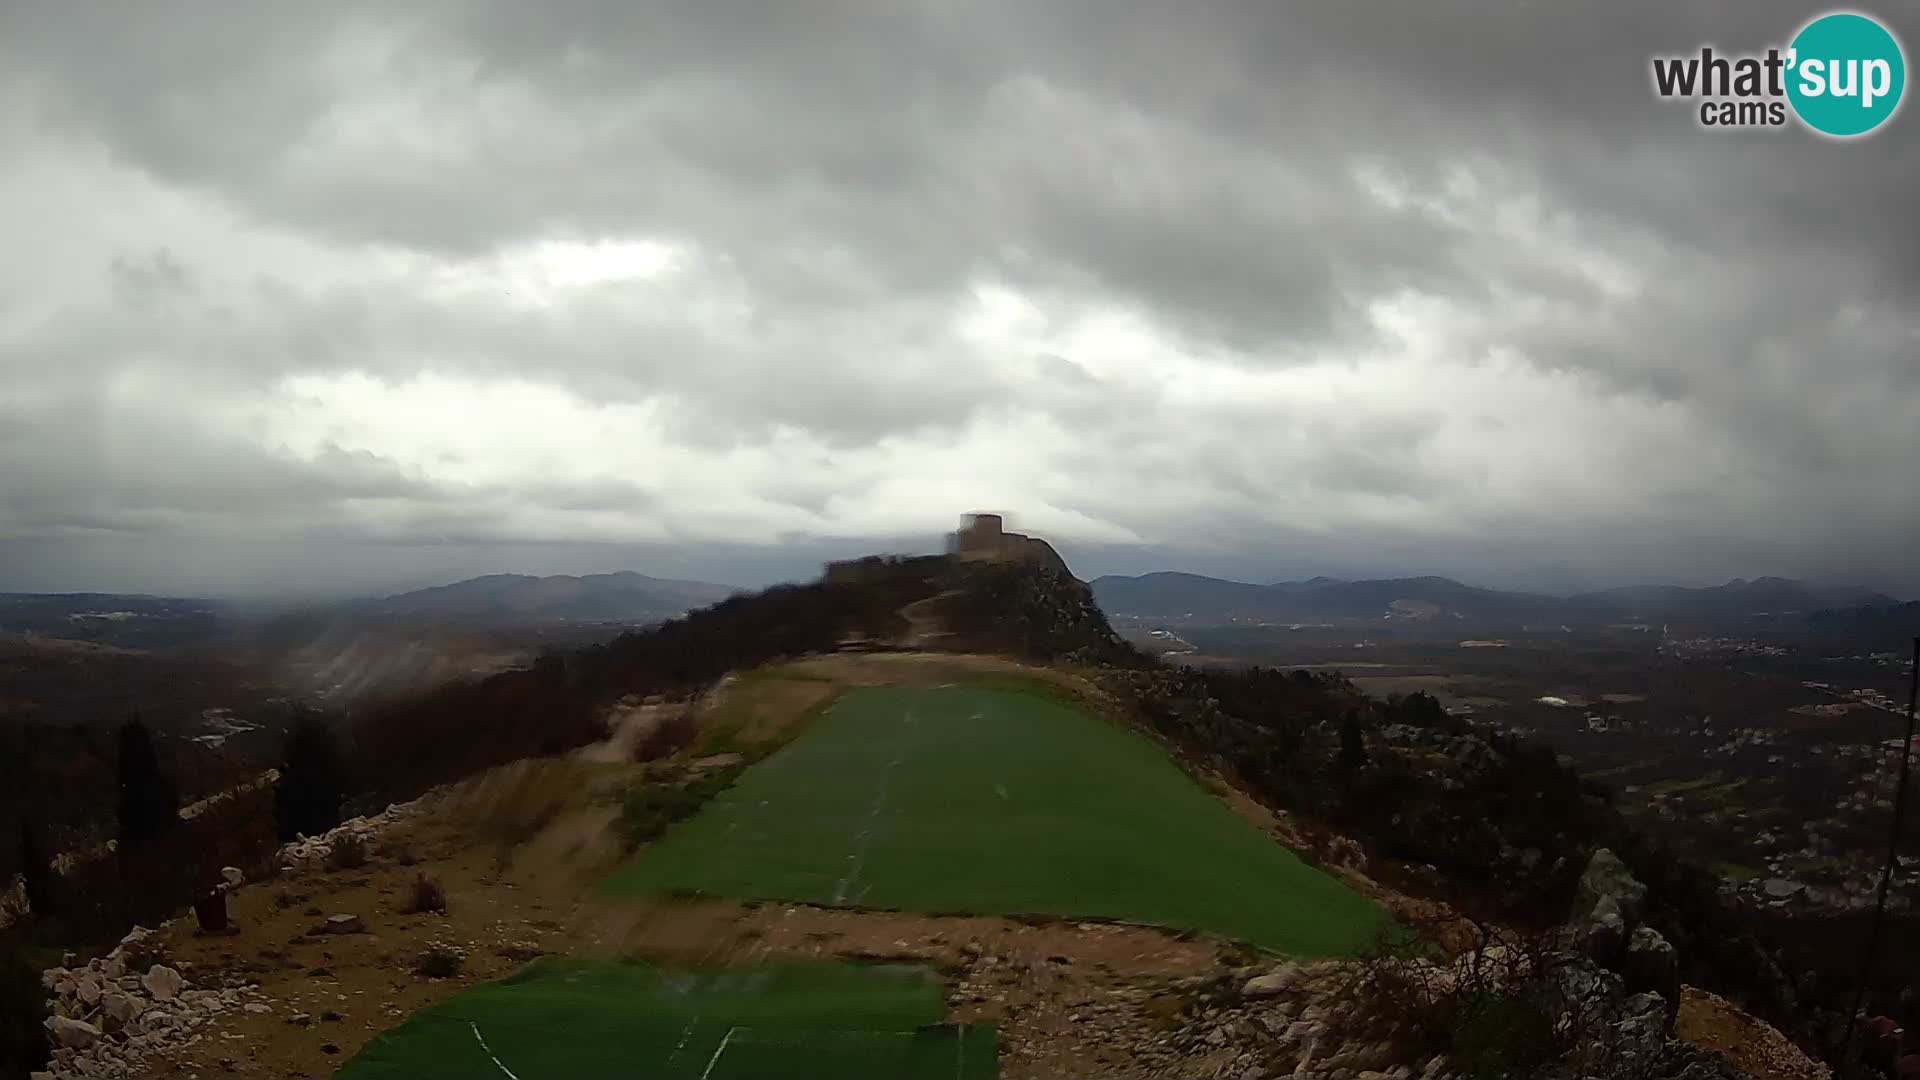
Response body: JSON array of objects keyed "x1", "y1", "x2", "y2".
[
  {"x1": 115, "y1": 716, "x2": 179, "y2": 853},
  {"x1": 275, "y1": 713, "x2": 348, "y2": 841}
]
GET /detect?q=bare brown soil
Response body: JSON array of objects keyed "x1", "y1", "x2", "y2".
[
  {"x1": 136, "y1": 801, "x2": 600, "y2": 1078},
  {"x1": 1678, "y1": 986, "x2": 1831, "y2": 1080}
]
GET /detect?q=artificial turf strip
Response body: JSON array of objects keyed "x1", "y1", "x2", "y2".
[
  {"x1": 603, "y1": 685, "x2": 1385, "y2": 956},
  {"x1": 334, "y1": 959, "x2": 995, "y2": 1080}
]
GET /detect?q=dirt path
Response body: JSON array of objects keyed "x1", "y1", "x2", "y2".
[{"x1": 897, "y1": 589, "x2": 962, "y2": 648}]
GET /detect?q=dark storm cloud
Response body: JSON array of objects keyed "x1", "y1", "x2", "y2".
[{"x1": 1, "y1": 1, "x2": 1916, "y2": 596}]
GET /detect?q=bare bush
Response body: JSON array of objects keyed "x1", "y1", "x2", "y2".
[{"x1": 400, "y1": 873, "x2": 446, "y2": 915}]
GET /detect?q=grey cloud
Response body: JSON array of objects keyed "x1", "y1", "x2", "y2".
[{"x1": 1, "y1": 2, "x2": 1917, "y2": 596}]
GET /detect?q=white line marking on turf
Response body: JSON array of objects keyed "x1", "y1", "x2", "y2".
[
  {"x1": 468, "y1": 1022, "x2": 521, "y2": 1080},
  {"x1": 700, "y1": 1026, "x2": 740, "y2": 1080},
  {"x1": 666, "y1": 1016, "x2": 700, "y2": 1067},
  {"x1": 831, "y1": 710, "x2": 914, "y2": 905},
  {"x1": 832, "y1": 764, "x2": 896, "y2": 904}
]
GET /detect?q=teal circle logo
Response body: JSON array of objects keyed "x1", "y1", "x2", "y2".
[{"x1": 1787, "y1": 12, "x2": 1906, "y2": 137}]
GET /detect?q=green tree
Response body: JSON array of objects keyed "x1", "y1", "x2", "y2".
[
  {"x1": 115, "y1": 716, "x2": 179, "y2": 853},
  {"x1": 275, "y1": 714, "x2": 348, "y2": 842},
  {"x1": 1339, "y1": 711, "x2": 1368, "y2": 771}
]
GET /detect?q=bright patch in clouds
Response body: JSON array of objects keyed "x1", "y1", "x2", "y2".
[
  {"x1": 531, "y1": 239, "x2": 682, "y2": 287},
  {"x1": 424, "y1": 238, "x2": 686, "y2": 309}
]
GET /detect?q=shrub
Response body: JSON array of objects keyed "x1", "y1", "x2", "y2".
[
  {"x1": 401, "y1": 873, "x2": 446, "y2": 915},
  {"x1": 324, "y1": 835, "x2": 368, "y2": 872},
  {"x1": 1449, "y1": 987, "x2": 1561, "y2": 1079},
  {"x1": 617, "y1": 767, "x2": 741, "y2": 851},
  {"x1": 414, "y1": 941, "x2": 465, "y2": 979}
]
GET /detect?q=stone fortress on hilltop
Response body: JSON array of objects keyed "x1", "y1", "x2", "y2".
[
  {"x1": 946, "y1": 512, "x2": 1073, "y2": 578},
  {"x1": 823, "y1": 512, "x2": 1075, "y2": 585}
]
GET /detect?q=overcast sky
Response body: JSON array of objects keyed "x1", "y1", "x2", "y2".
[{"x1": 2, "y1": 2, "x2": 1916, "y2": 599}]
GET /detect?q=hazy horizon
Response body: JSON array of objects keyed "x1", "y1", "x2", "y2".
[{"x1": 1, "y1": 528, "x2": 1911, "y2": 605}]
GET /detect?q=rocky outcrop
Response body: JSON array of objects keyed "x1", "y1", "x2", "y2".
[
  {"x1": 1627, "y1": 926, "x2": 1682, "y2": 1026},
  {"x1": 1564, "y1": 847, "x2": 1685, "y2": 1036},
  {"x1": 274, "y1": 798, "x2": 421, "y2": 873},
  {"x1": 1572, "y1": 847, "x2": 1648, "y2": 930},
  {"x1": 1000, "y1": 951, "x2": 1766, "y2": 1080}
]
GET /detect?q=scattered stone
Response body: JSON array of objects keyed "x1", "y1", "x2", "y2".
[
  {"x1": 321, "y1": 913, "x2": 365, "y2": 935},
  {"x1": 101, "y1": 992, "x2": 144, "y2": 1028},
  {"x1": 495, "y1": 941, "x2": 545, "y2": 962},
  {"x1": 45, "y1": 1016, "x2": 101, "y2": 1049},
  {"x1": 276, "y1": 799, "x2": 423, "y2": 873},
  {"x1": 141, "y1": 964, "x2": 185, "y2": 1001},
  {"x1": 1242, "y1": 964, "x2": 1299, "y2": 998}
]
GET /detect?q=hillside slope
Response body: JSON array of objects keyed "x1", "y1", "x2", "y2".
[
  {"x1": 22, "y1": 549, "x2": 1840, "y2": 1079},
  {"x1": 356, "y1": 571, "x2": 738, "y2": 623}
]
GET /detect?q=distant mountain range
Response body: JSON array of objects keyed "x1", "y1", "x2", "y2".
[
  {"x1": 351, "y1": 572, "x2": 739, "y2": 624},
  {"x1": 0, "y1": 592, "x2": 227, "y2": 649},
  {"x1": 1, "y1": 572, "x2": 741, "y2": 650},
  {"x1": 1091, "y1": 572, "x2": 1904, "y2": 626}
]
